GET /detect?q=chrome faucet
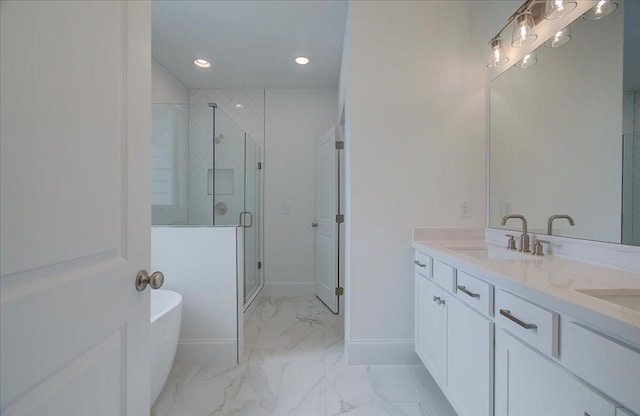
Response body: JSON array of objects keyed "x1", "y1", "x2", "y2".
[
  {"x1": 547, "y1": 214, "x2": 575, "y2": 235},
  {"x1": 501, "y1": 214, "x2": 531, "y2": 253}
]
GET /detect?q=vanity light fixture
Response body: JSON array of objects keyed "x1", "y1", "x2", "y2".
[
  {"x1": 544, "y1": 26, "x2": 571, "y2": 48},
  {"x1": 512, "y1": 10, "x2": 537, "y2": 47},
  {"x1": 583, "y1": 0, "x2": 618, "y2": 20},
  {"x1": 487, "y1": 36, "x2": 509, "y2": 68},
  {"x1": 515, "y1": 51, "x2": 538, "y2": 69},
  {"x1": 193, "y1": 58, "x2": 211, "y2": 68},
  {"x1": 295, "y1": 56, "x2": 310, "y2": 65},
  {"x1": 545, "y1": 0, "x2": 577, "y2": 20}
]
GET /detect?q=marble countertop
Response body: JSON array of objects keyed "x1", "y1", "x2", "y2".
[{"x1": 413, "y1": 238, "x2": 640, "y2": 347}]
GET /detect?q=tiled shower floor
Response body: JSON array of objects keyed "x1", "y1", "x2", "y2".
[{"x1": 151, "y1": 296, "x2": 457, "y2": 416}]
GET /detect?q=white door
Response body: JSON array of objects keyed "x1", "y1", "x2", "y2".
[
  {"x1": 314, "y1": 126, "x2": 340, "y2": 313},
  {"x1": 1, "y1": 1, "x2": 151, "y2": 414}
]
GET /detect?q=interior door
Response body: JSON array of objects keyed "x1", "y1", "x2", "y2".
[
  {"x1": 314, "y1": 126, "x2": 340, "y2": 313},
  {"x1": 1, "y1": 1, "x2": 151, "y2": 414}
]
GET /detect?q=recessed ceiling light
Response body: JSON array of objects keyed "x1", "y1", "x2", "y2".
[
  {"x1": 194, "y1": 58, "x2": 211, "y2": 68},
  {"x1": 295, "y1": 56, "x2": 310, "y2": 65},
  {"x1": 235, "y1": 104, "x2": 243, "y2": 109}
]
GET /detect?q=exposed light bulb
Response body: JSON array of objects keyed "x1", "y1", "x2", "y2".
[
  {"x1": 583, "y1": 0, "x2": 617, "y2": 20},
  {"x1": 487, "y1": 36, "x2": 509, "y2": 68},
  {"x1": 546, "y1": 0, "x2": 576, "y2": 19},
  {"x1": 512, "y1": 12, "x2": 537, "y2": 47},
  {"x1": 515, "y1": 51, "x2": 538, "y2": 69}
]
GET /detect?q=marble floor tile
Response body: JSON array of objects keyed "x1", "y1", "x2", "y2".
[{"x1": 151, "y1": 296, "x2": 457, "y2": 416}]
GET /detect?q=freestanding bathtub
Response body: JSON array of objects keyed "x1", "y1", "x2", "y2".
[{"x1": 150, "y1": 289, "x2": 182, "y2": 406}]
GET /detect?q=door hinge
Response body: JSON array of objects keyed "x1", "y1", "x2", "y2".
[
  {"x1": 336, "y1": 214, "x2": 344, "y2": 223},
  {"x1": 258, "y1": 162, "x2": 262, "y2": 170},
  {"x1": 335, "y1": 287, "x2": 344, "y2": 296},
  {"x1": 257, "y1": 261, "x2": 262, "y2": 270},
  {"x1": 335, "y1": 140, "x2": 344, "y2": 150}
]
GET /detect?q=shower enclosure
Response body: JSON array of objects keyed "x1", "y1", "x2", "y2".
[{"x1": 151, "y1": 102, "x2": 263, "y2": 305}]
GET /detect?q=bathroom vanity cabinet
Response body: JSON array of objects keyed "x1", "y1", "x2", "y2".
[
  {"x1": 413, "y1": 244, "x2": 640, "y2": 416},
  {"x1": 415, "y1": 258, "x2": 493, "y2": 416}
]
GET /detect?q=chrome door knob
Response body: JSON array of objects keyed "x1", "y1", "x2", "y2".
[{"x1": 135, "y1": 270, "x2": 164, "y2": 291}]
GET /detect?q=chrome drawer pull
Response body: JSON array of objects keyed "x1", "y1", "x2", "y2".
[
  {"x1": 457, "y1": 285, "x2": 480, "y2": 298},
  {"x1": 414, "y1": 261, "x2": 427, "y2": 268},
  {"x1": 499, "y1": 309, "x2": 538, "y2": 330}
]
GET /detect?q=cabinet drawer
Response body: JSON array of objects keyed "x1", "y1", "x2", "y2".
[
  {"x1": 432, "y1": 259, "x2": 455, "y2": 292},
  {"x1": 414, "y1": 251, "x2": 431, "y2": 278},
  {"x1": 455, "y1": 271, "x2": 493, "y2": 317},
  {"x1": 563, "y1": 322, "x2": 640, "y2": 413},
  {"x1": 495, "y1": 290, "x2": 559, "y2": 357}
]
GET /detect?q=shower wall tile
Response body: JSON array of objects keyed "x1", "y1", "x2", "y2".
[
  {"x1": 187, "y1": 103, "x2": 215, "y2": 225},
  {"x1": 189, "y1": 89, "x2": 265, "y2": 149},
  {"x1": 624, "y1": 90, "x2": 640, "y2": 246},
  {"x1": 633, "y1": 92, "x2": 640, "y2": 245},
  {"x1": 152, "y1": 104, "x2": 189, "y2": 225}
]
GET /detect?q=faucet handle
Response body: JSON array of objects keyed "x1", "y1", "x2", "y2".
[
  {"x1": 505, "y1": 234, "x2": 517, "y2": 250},
  {"x1": 532, "y1": 239, "x2": 550, "y2": 256}
]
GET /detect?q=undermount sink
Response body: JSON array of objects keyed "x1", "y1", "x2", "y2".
[
  {"x1": 446, "y1": 245, "x2": 534, "y2": 261},
  {"x1": 576, "y1": 288, "x2": 640, "y2": 312}
]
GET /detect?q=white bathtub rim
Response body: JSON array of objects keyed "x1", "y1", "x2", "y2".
[{"x1": 150, "y1": 289, "x2": 182, "y2": 324}]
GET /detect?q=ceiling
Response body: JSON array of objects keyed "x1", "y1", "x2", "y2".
[{"x1": 151, "y1": 0, "x2": 348, "y2": 89}]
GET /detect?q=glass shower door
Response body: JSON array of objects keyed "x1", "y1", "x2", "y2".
[{"x1": 243, "y1": 136, "x2": 261, "y2": 301}]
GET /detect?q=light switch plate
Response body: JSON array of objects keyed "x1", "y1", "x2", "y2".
[{"x1": 459, "y1": 201, "x2": 472, "y2": 218}]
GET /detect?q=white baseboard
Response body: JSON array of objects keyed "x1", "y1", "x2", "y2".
[
  {"x1": 264, "y1": 282, "x2": 315, "y2": 297},
  {"x1": 174, "y1": 339, "x2": 237, "y2": 368},
  {"x1": 346, "y1": 339, "x2": 420, "y2": 365}
]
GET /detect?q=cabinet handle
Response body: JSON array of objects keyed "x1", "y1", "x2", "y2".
[
  {"x1": 457, "y1": 285, "x2": 480, "y2": 298},
  {"x1": 414, "y1": 261, "x2": 427, "y2": 268},
  {"x1": 433, "y1": 295, "x2": 441, "y2": 303},
  {"x1": 499, "y1": 309, "x2": 538, "y2": 330}
]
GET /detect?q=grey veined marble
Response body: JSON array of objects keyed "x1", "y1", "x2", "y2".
[{"x1": 151, "y1": 296, "x2": 457, "y2": 416}]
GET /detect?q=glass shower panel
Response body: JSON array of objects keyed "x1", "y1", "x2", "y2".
[
  {"x1": 151, "y1": 104, "x2": 189, "y2": 225},
  {"x1": 622, "y1": 131, "x2": 640, "y2": 245},
  {"x1": 244, "y1": 136, "x2": 261, "y2": 300},
  {"x1": 213, "y1": 109, "x2": 246, "y2": 226},
  {"x1": 186, "y1": 104, "x2": 216, "y2": 225}
]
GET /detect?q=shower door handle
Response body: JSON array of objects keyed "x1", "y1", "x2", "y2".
[{"x1": 239, "y1": 211, "x2": 253, "y2": 228}]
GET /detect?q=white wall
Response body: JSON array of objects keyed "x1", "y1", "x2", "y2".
[
  {"x1": 264, "y1": 89, "x2": 338, "y2": 295},
  {"x1": 152, "y1": 58, "x2": 188, "y2": 104},
  {"x1": 342, "y1": 1, "x2": 487, "y2": 364},
  {"x1": 151, "y1": 227, "x2": 241, "y2": 368}
]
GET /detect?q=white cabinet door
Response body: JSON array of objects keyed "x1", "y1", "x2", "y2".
[
  {"x1": 495, "y1": 330, "x2": 618, "y2": 416},
  {"x1": 415, "y1": 274, "x2": 447, "y2": 385},
  {"x1": 447, "y1": 296, "x2": 493, "y2": 416},
  {"x1": 1, "y1": 1, "x2": 151, "y2": 414}
]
